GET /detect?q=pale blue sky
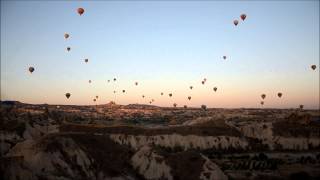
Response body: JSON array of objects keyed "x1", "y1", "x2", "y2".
[{"x1": 1, "y1": 0, "x2": 319, "y2": 108}]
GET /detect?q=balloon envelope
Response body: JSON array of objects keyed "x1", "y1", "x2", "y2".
[
  {"x1": 65, "y1": 93, "x2": 71, "y2": 99},
  {"x1": 77, "y1": 8, "x2": 84, "y2": 15},
  {"x1": 240, "y1": 14, "x2": 247, "y2": 21},
  {"x1": 64, "y1": 33, "x2": 69, "y2": 39},
  {"x1": 28, "y1": 67, "x2": 35, "y2": 73},
  {"x1": 233, "y1": 20, "x2": 239, "y2": 26},
  {"x1": 213, "y1": 87, "x2": 217, "y2": 92}
]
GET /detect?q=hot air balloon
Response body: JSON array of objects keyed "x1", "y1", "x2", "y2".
[
  {"x1": 113, "y1": 91, "x2": 116, "y2": 93},
  {"x1": 93, "y1": 99, "x2": 96, "y2": 102},
  {"x1": 201, "y1": 81, "x2": 205, "y2": 85},
  {"x1": 122, "y1": 90, "x2": 125, "y2": 93},
  {"x1": 96, "y1": 95, "x2": 98, "y2": 99},
  {"x1": 149, "y1": 101, "x2": 152, "y2": 104},
  {"x1": 277, "y1": 93, "x2": 282, "y2": 98},
  {"x1": 184, "y1": 105, "x2": 187, "y2": 109},
  {"x1": 64, "y1": 33, "x2": 69, "y2": 39},
  {"x1": 161, "y1": 92, "x2": 164, "y2": 96},
  {"x1": 107, "y1": 80, "x2": 110, "y2": 83},
  {"x1": 240, "y1": 14, "x2": 247, "y2": 21},
  {"x1": 190, "y1": 86, "x2": 193, "y2": 90},
  {"x1": 65, "y1": 93, "x2": 71, "y2": 99},
  {"x1": 261, "y1": 94, "x2": 266, "y2": 99},
  {"x1": 173, "y1": 103, "x2": 177, "y2": 107},
  {"x1": 135, "y1": 82, "x2": 138, "y2": 86},
  {"x1": 188, "y1": 96, "x2": 191, "y2": 100},
  {"x1": 169, "y1": 93, "x2": 172, "y2": 97},
  {"x1": 152, "y1": 99, "x2": 154, "y2": 102},
  {"x1": 77, "y1": 8, "x2": 85, "y2": 16},
  {"x1": 113, "y1": 78, "x2": 116, "y2": 81},
  {"x1": 201, "y1": 105, "x2": 207, "y2": 110},
  {"x1": 142, "y1": 95, "x2": 145, "y2": 98},
  {"x1": 66, "y1": 47, "x2": 71, "y2": 52},
  {"x1": 28, "y1": 67, "x2": 35, "y2": 73},
  {"x1": 299, "y1": 105, "x2": 304, "y2": 109},
  {"x1": 233, "y1": 20, "x2": 239, "y2": 26},
  {"x1": 85, "y1": 59, "x2": 88, "y2": 63},
  {"x1": 213, "y1": 87, "x2": 217, "y2": 92},
  {"x1": 223, "y1": 56, "x2": 227, "y2": 60},
  {"x1": 89, "y1": 80, "x2": 92, "y2": 83},
  {"x1": 204, "y1": 78, "x2": 207, "y2": 82},
  {"x1": 260, "y1": 101, "x2": 264, "y2": 105},
  {"x1": 311, "y1": 65, "x2": 317, "y2": 70}
]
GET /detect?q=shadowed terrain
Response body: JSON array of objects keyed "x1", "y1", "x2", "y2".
[{"x1": 1, "y1": 101, "x2": 320, "y2": 180}]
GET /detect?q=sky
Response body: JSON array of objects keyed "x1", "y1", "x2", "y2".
[{"x1": 1, "y1": 0, "x2": 319, "y2": 109}]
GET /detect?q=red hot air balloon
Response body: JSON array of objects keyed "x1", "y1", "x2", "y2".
[
  {"x1": 29, "y1": 67, "x2": 35, "y2": 73},
  {"x1": 77, "y1": 8, "x2": 85, "y2": 16},
  {"x1": 311, "y1": 65, "x2": 317, "y2": 70},
  {"x1": 233, "y1": 20, "x2": 239, "y2": 26},
  {"x1": 64, "y1": 33, "x2": 69, "y2": 39},
  {"x1": 261, "y1": 94, "x2": 266, "y2": 99},
  {"x1": 240, "y1": 14, "x2": 247, "y2": 21},
  {"x1": 277, "y1": 93, "x2": 282, "y2": 98},
  {"x1": 65, "y1": 93, "x2": 71, "y2": 99}
]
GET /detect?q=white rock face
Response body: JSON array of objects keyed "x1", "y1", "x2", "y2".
[
  {"x1": 131, "y1": 146, "x2": 173, "y2": 180},
  {"x1": 110, "y1": 134, "x2": 248, "y2": 150},
  {"x1": 5, "y1": 137, "x2": 97, "y2": 180},
  {"x1": 200, "y1": 154, "x2": 228, "y2": 180},
  {"x1": 226, "y1": 120, "x2": 320, "y2": 150}
]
